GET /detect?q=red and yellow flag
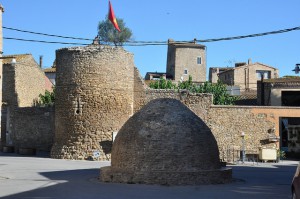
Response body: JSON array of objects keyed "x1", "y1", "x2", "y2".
[{"x1": 108, "y1": 1, "x2": 121, "y2": 32}]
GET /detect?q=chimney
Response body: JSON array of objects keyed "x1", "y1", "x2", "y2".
[
  {"x1": 39, "y1": 55, "x2": 43, "y2": 68},
  {"x1": 92, "y1": 36, "x2": 100, "y2": 45},
  {"x1": 248, "y1": 58, "x2": 252, "y2": 65}
]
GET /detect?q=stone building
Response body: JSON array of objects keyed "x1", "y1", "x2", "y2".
[
  {"x1": 51, "y1": 45, "x2": 135, "y2": 160},
  {"x1": 1, "y1": 54, "x2": 54, "y2": 153},
  {"x1": 166, "y1": 39, "x2": 206, "y2": 82},
  {"x1": 257, "y1": 78, "x2": 300, "y2": 106},
  {"x1": 217, "y1": 59, "x2": 279, "y2": 92},
  {"x1": 257, "y1": 78, "x2": 300, "y2": 154},
  {"x1": 44, "y1": 66, "x2": 56, "y2": 86},
  {"x1": 144, "y1": 72, "x2": 168, "y2": 80},
  {"x1": 0, "y1": 5, "x2": 4, "y2": 135},
  {"x1": 209, "y1": 67, "x2": 233, "y2": 83}
]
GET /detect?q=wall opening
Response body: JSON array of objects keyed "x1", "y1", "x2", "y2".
[
  {"x1": 280, "y1": 117, "x2": 300, "y2": 157},
  {"x1": 282, "y1": 91, "x2": 300, "y2": 106}
]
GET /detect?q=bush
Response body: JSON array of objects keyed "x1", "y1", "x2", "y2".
[
  {"x1": 37, "y1": 88, "x2": 55, "y2": 107},
  {"x1": 150, "y1": 76, "x2": 237, "y2": 105}
]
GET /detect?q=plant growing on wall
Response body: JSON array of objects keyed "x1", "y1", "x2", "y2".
[
  {"x1": 149, "y1": 76, "x2": 237, "y2": 105},
  {"x1": 98, "y1": 16, "x2": 133, "y2": 46},
  {"x1": 149, "y1": 77, "x2": 177, "y2": 89},
  {"x1": 37, "y1": 87, "x2": 55, "y2": 107}
]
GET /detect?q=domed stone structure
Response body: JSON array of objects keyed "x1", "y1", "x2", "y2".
[{"x1": 100, "y1": 98, "x2": 232, "y2": 185}]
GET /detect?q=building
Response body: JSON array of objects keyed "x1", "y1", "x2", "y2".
[
  {"x1": 44, "y1": 66, "x2": 56, "y2": 85},
  {"x1": 257, "y1": 77, "x2": 300, "y2": 153},
  {"x1": 0, "y1": 5, "x2": 4, "y2": 138},
  {"x1": 257, "y1": 78, "x2": 300, "y2": 106},
  {"x1": 209, "y1": 67, "x2": 233, "y2": 83},
  {"x1": 144, "y1": 72, "x2": 168, "y2": 80},
  {"x1": 1, "y1": 54, "x2": 54, "y2": 152},
  {"x1": 166, "y1": 39, "x2": 206, "y2": 82},
  {"x1": 217, "y1": 59, "x2": 279, "y2": 92}
]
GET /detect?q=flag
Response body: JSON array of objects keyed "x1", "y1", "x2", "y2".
[{"x1": 108, "y1": 1, "x2": 121, "y2": 32}]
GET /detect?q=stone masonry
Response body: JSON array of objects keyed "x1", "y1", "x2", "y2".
[
  {"x1": 166, "y1": 39, "x2": 206, "y2": 82},
  {"x1": 100, "y1": 99, "x2": 232, "y2": 185},
  {"x1": 1, "y1": 54, "x2": 51, "y2": 151},
  {"x1": 51, "y1": 45, "x2": 135, "y2": 160}
]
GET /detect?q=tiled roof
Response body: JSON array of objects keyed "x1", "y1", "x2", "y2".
[
  {"x1": 43, "y1": 67, "x2": 56, "y2": 73},
  {"x1": 263, "y1": 78, "x2": 300, "y2": 83},
  {"x1": 218, "y1": 62, "x2": 278, "y2": 75},
  {"x1": 2, "y1": 54, "x2": 32, "y2": 64}
]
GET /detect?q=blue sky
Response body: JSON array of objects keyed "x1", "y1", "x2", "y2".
[{"x1": 1, "y1": 0, "x2": 300, "y2": 79}]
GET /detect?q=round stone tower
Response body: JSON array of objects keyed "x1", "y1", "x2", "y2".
[
  {"x1": 100, "y1": 98, "x2": 232, "y2": 185},
  {"x1": 51, "y1": 45, "x2": 134, "y2": 160}
]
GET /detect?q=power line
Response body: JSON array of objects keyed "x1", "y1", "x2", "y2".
[
  {"x1": 3, "y1": 26, "x2": 93, "y2": 41},
  {"x1": 3, "y1": 37, "x2": 88, "y2": 45},
  {"x1": 3, "y1": 25, "x2": 300, "y2": 45},
  {"x1": 197, "y1": 26, "x2": 300, "y2": 43}
]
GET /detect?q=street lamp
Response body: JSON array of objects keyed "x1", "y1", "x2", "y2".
[
  {"x1": 241, "y1": 132, "x2": 246, "y2": 163},
  {"x1": 10, "y1": 58, "x2": 16, "y2": 66},
  {"x1": 292, "y1": 64, "x2": 300, "y2": 74},
  {"x1": 0, "y1": 56, "x2": 16, "y2": 65}
]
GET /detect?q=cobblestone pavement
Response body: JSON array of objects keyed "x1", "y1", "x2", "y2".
[{"x1": 0, "y1": 152, "x2": 298, "y2": 199}]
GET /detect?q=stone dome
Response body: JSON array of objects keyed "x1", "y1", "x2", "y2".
[{"x1": 100, "y1": 98, "x2": 232, "y2": 185}]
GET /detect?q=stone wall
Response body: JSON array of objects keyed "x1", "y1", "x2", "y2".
[
  {"x1": 1, "y1": 54, "x2": 49, "y2": 149},
  {"x1": 134, "y1": 89, "x2": 213, "y2": 122},
  {"x1": 134, "y1": 87, "x2": 300, "y2": 163},
  {"x1": 207, "y1": 106, "x2": 275, "y2": 162},
  {"x1": 12, "y1": 107, "x2": 54, "y2": 152},
  {"x1": 51, "y1": 45, "x2": 135, "y2": 160},
  {"x1": 15, "y1": 55, "x2": 46, "y2": 107},
  {"x1": 133, "y1": 67, "x2": 147, "y2": 113}
]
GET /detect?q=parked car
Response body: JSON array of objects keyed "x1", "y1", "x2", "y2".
[{"x1": 292, "y1": 162, "x2": 300, "y2": 199}]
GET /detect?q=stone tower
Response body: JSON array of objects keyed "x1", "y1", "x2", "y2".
[
  {"x1": 166, "y1": 39, "x2": 206, "y2": 82},
  {"x1": 51, "y1": 45, "x2": 134, "y2": 160}
]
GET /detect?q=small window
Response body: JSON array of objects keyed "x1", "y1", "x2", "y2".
[
  {"x1": 256, "y1": 70, "x2": 271, "y2": 79},
  {"x1": 197, "y1": 57, "x2": 202, "y2": 64},
  {"x1": 184, "y1": 69, "x2": 188, "y2": 75}
]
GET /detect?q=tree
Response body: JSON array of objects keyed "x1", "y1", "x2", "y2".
[{"x1": 98, "y1": 16, "x2": 133, "y2": 46}]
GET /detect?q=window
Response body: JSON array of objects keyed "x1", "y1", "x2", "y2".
[
  {"x1": 256, "y1": 70, "x2": 271, "y2": 79},
  {"x1": 184, "y1": 69, "x2": 188, "y2": 75},
  {"x1": 197, "y1": 57, "x2": 202, "y2": 64}
]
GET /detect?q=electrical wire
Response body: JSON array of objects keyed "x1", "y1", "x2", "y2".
[
  {"x1": 3, "y1": 25, "x2": 300, "y2": 46},
  {"x1": 197, "y1": 26, "x2": 300, "y2": 43},
  {"x1": 3, "y1": 37, "x2": 88, "y2": 45},
  {"x1": 3, "y1": 26, "x2": 93, "y2": 41}
]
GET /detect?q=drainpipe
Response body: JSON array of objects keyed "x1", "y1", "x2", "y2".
[
  {"x1": 261, "y1": 74, "x2": 265, "y2": 105},
  {"x1": 247, "y1": 67, "x2": 250, "y2": 91},
  {"x1": 244, "y1": 68, "x2": 247, "y2": 91}
]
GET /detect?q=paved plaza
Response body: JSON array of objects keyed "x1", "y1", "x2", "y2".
[{"x1": 0, "y1": 152, "x2": 298, "y2": 199}]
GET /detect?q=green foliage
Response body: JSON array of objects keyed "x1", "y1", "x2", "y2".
[
  {"x1": 198, "y1": 80, "x2": 237, "y2": 105},
  {"x1": 277, "y1": 150, "x2": 286, "y2": 160},
  {"x1": 178, "y1": 75, "x2": 193, "y2": 90},
  {"x1": 150, "y1": 75, "x2": 237, "y2": 105},
  {"x1": 38, "y1": 88, "x2": 55, "y2": 107},
  {"x1": 149, "y1": 77, "x2": 177, "y2": 89},
  {"x1": 98, "y1": 16, "x2": 133, "y2": 46}
]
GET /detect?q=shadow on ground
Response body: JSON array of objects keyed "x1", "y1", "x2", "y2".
[{"x1": 0, "y1": 162, "x2": 298, "y2": 199}]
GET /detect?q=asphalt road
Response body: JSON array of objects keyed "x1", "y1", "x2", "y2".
[{"x1": 0, "y1": 152, "x2": 298, "y2": 199}]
